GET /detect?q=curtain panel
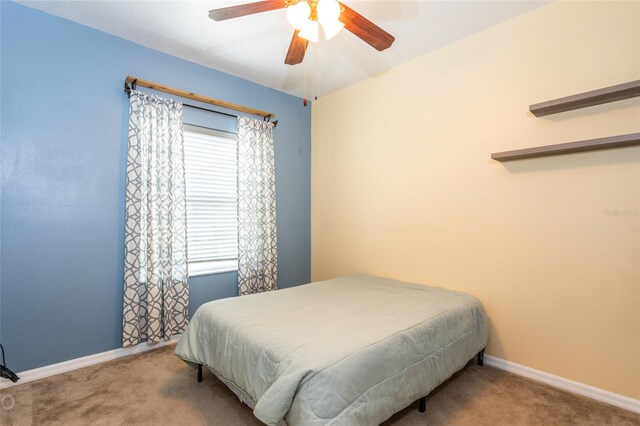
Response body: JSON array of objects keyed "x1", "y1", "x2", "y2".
[
  {"x1": 237, "y1": 117, "x2": 278, "y2": 295},
  {"x1": 122, "y1": 90, "x2": 189, "y2": 347}
]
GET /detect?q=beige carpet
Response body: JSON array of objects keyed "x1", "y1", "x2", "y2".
[{"x1": 1, "y1": 345, "x2": 638, "y2": 425}]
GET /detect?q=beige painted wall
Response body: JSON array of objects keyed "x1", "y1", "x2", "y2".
[{"x1": 311, "y1": 1, "x2": 640, "y2": 399}]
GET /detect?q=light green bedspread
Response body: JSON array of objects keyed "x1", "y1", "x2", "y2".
[{"x1": 175, "y1": 274, "x2": 489, "y2": 425}]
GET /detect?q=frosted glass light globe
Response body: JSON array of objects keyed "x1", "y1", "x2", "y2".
[
  {"x1": 320, "y1": 18, "x2": 344, "y2": 40},
  {"x1": 317, "y1": 0, "x2": 343, "y2": 40},
  {"x1": 317, "y1": 0, "x2": 341, "y2": 22},
  {"x1": 286, "y1": 2, "x2": 311, "y2": 30},
  {"x1": 299, "y1": 20, "x2": 319, "y2": 42}
]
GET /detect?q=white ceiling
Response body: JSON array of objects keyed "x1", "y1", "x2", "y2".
[{"x1": 18, "y1": 0, "x2": 547, "y2": 98}]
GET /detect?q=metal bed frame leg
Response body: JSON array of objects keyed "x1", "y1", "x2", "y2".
[
  {"x1": 418, "y1": 396, "x2": 426, "y2": 413},
  {"x1": 197, "y1": 364, "x2": 203, "y2": 382},
  {"x1": 415, "y1": 350, "x2": 484, "y2": 414}
]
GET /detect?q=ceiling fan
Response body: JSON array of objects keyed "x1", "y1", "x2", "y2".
[{"x1": 209, "y1": 0, "x2": 395, "y2": 65}]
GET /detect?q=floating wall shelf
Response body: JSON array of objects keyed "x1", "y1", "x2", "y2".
[
  {"x1": 529, "y1": 80, "x2": 640, "y2": 117},
  {"x1": 491, "y1": 133, "x2": 640, "y2": 162}
]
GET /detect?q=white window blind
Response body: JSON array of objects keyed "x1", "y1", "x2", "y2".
[{"x1": 183, "y1": 124, "x2": 238, "y2": 276}]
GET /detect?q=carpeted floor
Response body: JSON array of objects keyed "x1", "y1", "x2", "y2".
[{"x1": 1, "y1": 345, "x2": 638, "y2": 425}]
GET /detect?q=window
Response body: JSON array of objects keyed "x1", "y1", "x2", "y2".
[{"x1": 183, "y1": 124, "x2": 238, "y2": 276}]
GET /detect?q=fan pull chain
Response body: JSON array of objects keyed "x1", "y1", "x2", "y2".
[
  {"x1": 302, "y1": 43, "x2": 319, "y2": 107},
  {"x1": 314, "y1": 43, "x2": 319, "y2": 102},
  {"x1": 303, "y1": 56, "x2": 308, "y2": 106}
]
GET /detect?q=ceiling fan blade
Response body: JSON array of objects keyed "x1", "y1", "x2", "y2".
[
  {"x1": 338, "y1": 3, "x2": 395, "y2": 51},
  {"x1": 209, "y1": 0, "x2": 285, "y2": 21},
  {"x1": 285, "y1": 30, "x2": 309, "y2": 65}
]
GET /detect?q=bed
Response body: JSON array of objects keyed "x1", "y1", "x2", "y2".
[{"x1": 175, "y1": 274, "x2": 489, "y2": 425}]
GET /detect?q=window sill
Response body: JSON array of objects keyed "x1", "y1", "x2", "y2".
[{"x1": 189, "y1": 260, "x2": 238, "y2": 277}]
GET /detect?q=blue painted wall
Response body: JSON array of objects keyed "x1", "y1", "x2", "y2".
[{"x1": 0, "y1": 1, "x2": 311, "y2": 372}]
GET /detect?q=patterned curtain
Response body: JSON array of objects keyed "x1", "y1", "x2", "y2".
[
  {"x1": 122, "y1": 90, "x2": 189, "y2": 347},
  {"x1": 237, "y1": 117, "x2": 278, "y2": 295}
]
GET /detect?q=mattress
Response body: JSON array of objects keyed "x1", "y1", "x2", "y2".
[{"x1": 175, "y1": 274, "x2": 489, "y2": 425}]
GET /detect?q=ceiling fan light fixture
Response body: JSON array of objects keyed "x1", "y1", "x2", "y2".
[
  {"x1": 298, "y1": 19, "x2": 319, "y2": 42},
  {"x1": 286, "y1": 1, "x2": 311, "y2": 30}
]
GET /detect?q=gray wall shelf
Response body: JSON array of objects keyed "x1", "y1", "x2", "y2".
[
  {"x1": 529, "y1": 80, "x2": 640, "y2": 117},
  {"x1": 491, "y1": 133, "x2": 640, "y2": 162}
]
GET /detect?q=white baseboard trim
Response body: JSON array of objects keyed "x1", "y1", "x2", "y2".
[
  {"x1": 0, "y1": 336, "x2": 180, "y2": 389},
  {"x1": 2, "y1": 340, "x2": 637, "y2": 415},
  {"x1": 484, "y1": 354, "x2": 640, "y2": 414}
]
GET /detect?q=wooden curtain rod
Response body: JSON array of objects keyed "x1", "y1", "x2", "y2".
[{"x1": 124, "y1": 76, "x2": 274, "y2": 119}]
